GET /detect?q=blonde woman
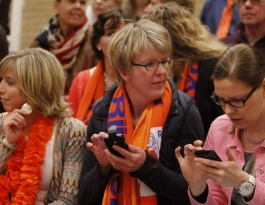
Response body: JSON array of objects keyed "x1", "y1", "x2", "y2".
[
  {"x1": 0, "y1": 48, "x2": 86, "y2": 204},
  {"x1": 79, "y1": 19, "x2": 204, "y2": 205}
]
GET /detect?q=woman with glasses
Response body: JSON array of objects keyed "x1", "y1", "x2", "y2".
[
  {"x1": 175, "y1": 43, "x2": 265, "y2": 205},
  {"x1": 142, "y1": 2, "x2": 228, "y2": 136},
  {"x1": 78, "y1": 19, "x2": 204, "y2": 205}
]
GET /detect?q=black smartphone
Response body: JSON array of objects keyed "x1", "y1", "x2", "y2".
[
  {"x1": 194, "y1": 149, "x2": 222, "y2": 161},
  {"x1": 104, "y1": 125, "x2": 129, "y2": 157}
]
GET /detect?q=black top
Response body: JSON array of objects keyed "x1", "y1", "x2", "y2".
[
  {"x1": 195, "y1": 57, "x2": 224, "y2": 136},
  {"x1": 222, "y1": 23, "x2": 265, "y2": 57}
]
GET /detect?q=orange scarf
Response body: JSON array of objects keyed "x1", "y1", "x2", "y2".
[
  {"x1": 102, "y1": 82, "x2": 172, "y2": 205},
  {"x1": 76, "y1": 60, "x2": 105, "y2": 124},
  {"x1": 178, "y1": 61, "x2": 199, "y2": 98},
  {"x1": 0, "y1": 115, "x2": 55, "y2": 204}
]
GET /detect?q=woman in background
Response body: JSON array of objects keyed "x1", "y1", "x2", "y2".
[
  {"x1": 143, "y1": 2, "x2": 228, "y2": 135},
  {"x1": 30, "y1": 0, "x2": 96, "y2": 96},
  {"x1": 68, "y1": 8, "x2": 127, "y2": 124}
]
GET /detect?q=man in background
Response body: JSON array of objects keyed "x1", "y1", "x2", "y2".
[{"x1": 222, "y1": 0, "x2": 265, "y2": 55}]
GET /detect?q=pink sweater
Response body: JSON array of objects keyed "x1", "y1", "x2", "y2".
[{"x1": 189, "y1": 114, "x2": 265, "y2": 205}]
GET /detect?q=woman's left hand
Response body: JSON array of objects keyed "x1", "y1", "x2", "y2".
[
  {"x1": 105, "y1": 144, "x2": 146, "y2": 173},
  {"x1": 195, "y1": 146, "x2": 249, "y2": 189}
]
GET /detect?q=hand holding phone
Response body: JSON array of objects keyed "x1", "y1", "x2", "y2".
[
  {"x1": 104, "y1": 125, "x2": 129, "y2": 157},
  {"x1": 194, "y1": 149, "x2": 222, "y2": 161}
]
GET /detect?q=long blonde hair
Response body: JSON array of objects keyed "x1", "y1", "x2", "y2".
[{"x1": 142, "y1": 2, "x2": 228, "y2": 62}]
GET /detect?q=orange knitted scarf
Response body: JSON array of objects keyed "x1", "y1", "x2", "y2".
[{"x1": 102, "y1": 82, "x2": 171, "y2": 205}]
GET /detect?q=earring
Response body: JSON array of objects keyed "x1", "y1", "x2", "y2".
[{"x1": 97, "y1": 47, "x2": 102, "y2": 51}]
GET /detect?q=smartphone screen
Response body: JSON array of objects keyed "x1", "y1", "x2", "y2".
[
  {"x1": 104, "y1": 126, "x2": 129, "y2": 157},
  {"x1": 194, "y1": 150, "x2": 222, "y2": 161}
]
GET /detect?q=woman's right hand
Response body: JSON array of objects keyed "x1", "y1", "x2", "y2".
[
  {"x1": 175, "y1": 140, "x2": 208, "y2": 196},
  {"x1": 2, "y1": 109, "x2": 28, "y2": 144},
  {"x1": 87, "y1": 132, "x2": 111, "y2": 174}
]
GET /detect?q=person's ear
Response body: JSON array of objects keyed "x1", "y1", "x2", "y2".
[
  {"x1": 118, "y1": 68, "x2": 129, "y2": 81},
  {"x1": 262, "y1": 78, "x2": 265, "y2": 96},
  {"x1": 53, "y1": 0, "x2": 60, "y2": 12}
]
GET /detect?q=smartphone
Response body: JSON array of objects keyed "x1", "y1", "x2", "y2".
[
  {"x1": 104, "y1": 125, "x2": 129, "y2": 157},
  {"x1": 194, "y1": 149, "x2": 222, "y2": 161}
]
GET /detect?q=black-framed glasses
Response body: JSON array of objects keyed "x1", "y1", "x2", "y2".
[
  {"x1": 211, "y1": 85, "x2": 259, "y2": 108},
  {"x1": 131, "y1": 58, "x2": 174, "y2": 71}
]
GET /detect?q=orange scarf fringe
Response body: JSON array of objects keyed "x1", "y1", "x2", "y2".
[{"x1": 0, "y1": 115, "x2": 55, "y2": 205}]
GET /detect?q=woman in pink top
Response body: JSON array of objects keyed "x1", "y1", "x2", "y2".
[{"x1": 175, "y1": 44, "x2": 265, "y2": 205}]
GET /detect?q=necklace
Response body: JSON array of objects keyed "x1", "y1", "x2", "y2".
[
  {"x1": 0, "y1": 115, "x2": 55, "y2": 204},
  {"x1": 104, "y1": 72, "x2": 110, "y2": 91},
  {"x1": 244, "y1": 128, "x2": 265, "y2": 144}
]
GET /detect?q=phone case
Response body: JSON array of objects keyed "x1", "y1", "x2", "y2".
[
  {"x1": 104, "y1": 126, "x2": 129, "y2": 157},
  {"x1": 194, "y1": 150, "x2": 221, "y2": 161}
]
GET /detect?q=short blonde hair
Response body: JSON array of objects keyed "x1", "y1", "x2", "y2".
[
  {"x1": 108, "y1": 19, "x2": 172, "y2": 85},
  {"x1": 0, "y1": 48, "x2": 72, "y2": 117}
]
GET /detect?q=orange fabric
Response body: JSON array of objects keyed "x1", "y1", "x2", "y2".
[
  {"x1": 68, "y1": 69, "x2": 92, "y2": 116},
  {"x1": 178, "y1": 61, "x2": 199, "y2": 98},
  {"x1": 0, "y1": 115, "x2": 55, "y2": 204},
  {"x1": 216, "y1": 0, "x2": 235, "y2": 39},
  {"x1": 102, "y1": 82, "x2": 172, "y2": 205},
  {"x1": 75, "y1": 60, "x2": 105, "y2": 125}
]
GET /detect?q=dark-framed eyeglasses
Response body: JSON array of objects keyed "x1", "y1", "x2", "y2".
[
  {"x1": 211, "y1": 85, "x2": 259, "y2": 108},
  {"x1": 131, "y1": 58, "x2": 174, "y2": 71}
]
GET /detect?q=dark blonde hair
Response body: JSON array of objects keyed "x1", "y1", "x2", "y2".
[
  {"x1": 161, "y1": 0, "x2": 195, "y2": 14},
  {"x1": 0, "y1": 48, "x2": 72, "y2": 117},
  {"x1": 212, "y1": 44, "x2": 265, "y2": 88},
  {"x1": 142, "y1": 1, "x2": 228, "y2": 81},
  {"x1": 142, "y1": 2, "x2": 227, "y2": 62}
]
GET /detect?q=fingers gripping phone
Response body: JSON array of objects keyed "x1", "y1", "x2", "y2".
[
  {"x1": 104, "y1": 125, "x2": 129, "y2": 157},
  {"x1": 194, "y1": 150, "x2": 222, "y2": 161}
]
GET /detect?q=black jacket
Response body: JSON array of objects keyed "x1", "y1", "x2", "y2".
[
  {"x1": 79, "y1": 78, "x2": 205, "y2": 205},
  {"x1": 195, "y1": 58, "x2": 224, "y2": 136},
  {"x1": 222, "y1": 23, "x2": 265, "y2": 56}
]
